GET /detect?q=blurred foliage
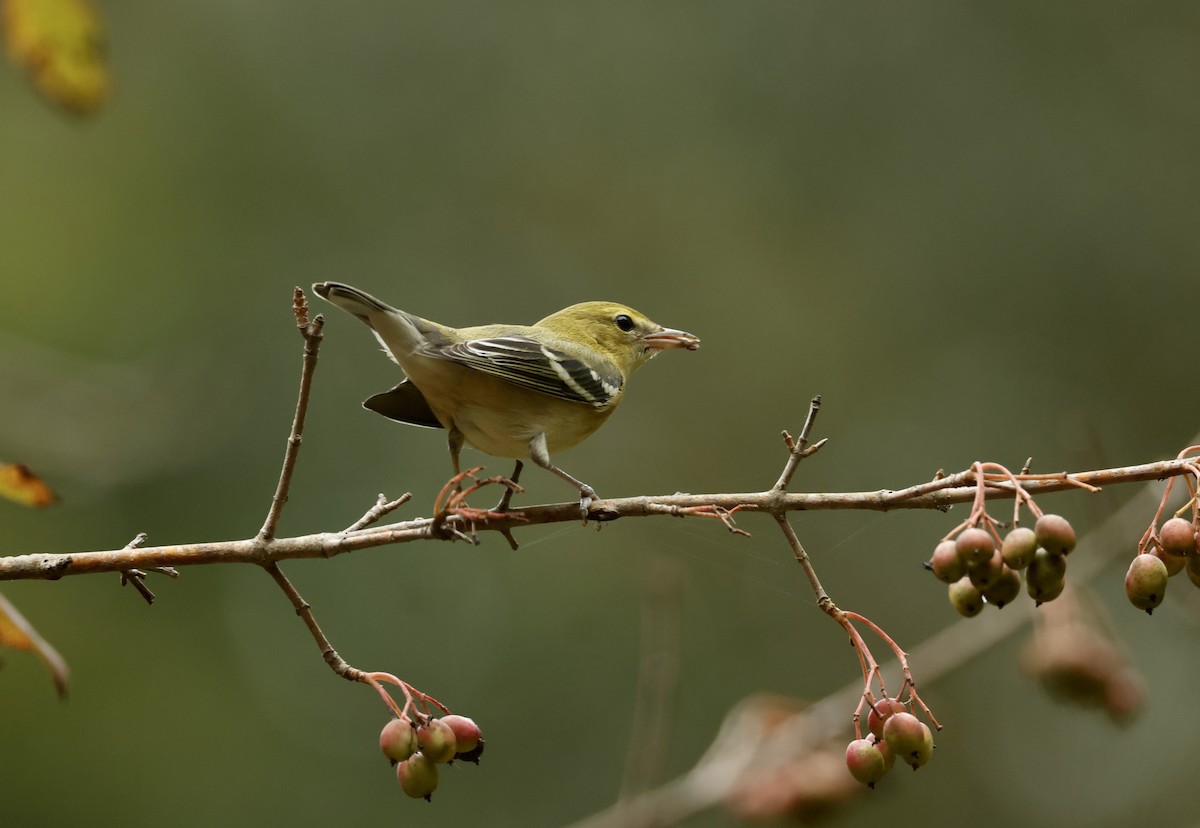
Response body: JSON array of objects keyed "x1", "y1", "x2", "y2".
[
  {"x1": 2, "y1": 0, "x2": 110, "y2": 115},
  {"x1": 2, "y1": 2, "x2": 1199, "y2": 827},
  {"x1": 0, "y1": 591, "x2": 68, "y2": 696},
  {"x1": 0, "y1": 461, "x2": 56, "y2": 506}
]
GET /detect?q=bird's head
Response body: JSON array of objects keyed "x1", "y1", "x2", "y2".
[{"x1": 537, "y1": 302, "x2": 700, "y2": 374}]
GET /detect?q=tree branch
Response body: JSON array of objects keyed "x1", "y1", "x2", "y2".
[{"x1": 1, "y1": 456, "x2": 1193, "y2": 582}]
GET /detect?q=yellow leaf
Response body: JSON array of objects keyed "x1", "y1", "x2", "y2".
[
  {"x1": 2, "y1": 0, "x2": 111, "y2": 116},
  {"x1": 0, "y1": 592, "x2": 70, "y2": 698},
  {"x1": 0, "y1": 462, "x2": 57, "y2": 507}
]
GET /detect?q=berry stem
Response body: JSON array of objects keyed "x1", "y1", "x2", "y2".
[{"x1": 844, "y1": 611, "x2": 941, "y2": 730}]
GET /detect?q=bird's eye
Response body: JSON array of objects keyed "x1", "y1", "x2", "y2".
[{"x1": 614, "y1": 314, "x2": 634, "y2": 332}]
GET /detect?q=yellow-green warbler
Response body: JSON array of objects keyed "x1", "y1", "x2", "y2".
[{"x1": 312, "y1": 282, "x2": 699, "y2": 514}]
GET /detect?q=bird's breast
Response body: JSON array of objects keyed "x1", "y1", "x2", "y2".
[{"x1": 402, "y1": 357, "x2": 614, "y2": 458}]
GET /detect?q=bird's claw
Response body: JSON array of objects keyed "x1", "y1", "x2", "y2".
[
  {"x1": 452, "y1": 505, "x2": 511, "y2": 523},
  {"x1": 578, "y1": 486, "x2": 622, "y2": 524}
]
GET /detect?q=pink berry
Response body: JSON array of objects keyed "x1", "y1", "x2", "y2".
[
  {"x1": 1159, "y1": 517, "x2": 1197, "y2": 557},
  {"x1": 955, "y1": 527, "x2": 995, "y2": 567}
]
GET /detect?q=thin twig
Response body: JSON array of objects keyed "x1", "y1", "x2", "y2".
[
  {"x1": 774, "y1": 395, "x2": 825, "y2": 491},
  {"x1": 774, "y1": 515, "x2": 829, "y2": 607},
  {"x1": 262, "y1": 561, "x2": 362, "y2": 681},
  {"x1": 258, "y1": 288, "x2": 325, "y2": 541},
  {"x1": 344, "y1": 493, "x2": 413, "y2": 533},
  {"x1": 118, "y1": 533, "x2": 157, "y2": 605},
  {"x1": 264, "y1": 563, "x2": 452, "y2": 723}
]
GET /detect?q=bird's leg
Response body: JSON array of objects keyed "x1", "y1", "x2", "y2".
[
  {"x1": 530, "y1": 433, "x2": 596, "y2": 522},
  {"x1": 492, "y1": 460, "x2": 523, "y2": 513},
  {"x1": 448, "y1": 428, "x2": 465, "y2": 481},
  {"x1": 432, "y1": 427, "x2": 478, "y2": 533},
  {"x1": 434, "y1": 428, "x2": 525, "y2": 532}
]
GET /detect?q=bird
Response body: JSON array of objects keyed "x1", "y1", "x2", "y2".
[{"x1": 312, "y1": 281, "x2": 700, "y2": 517}]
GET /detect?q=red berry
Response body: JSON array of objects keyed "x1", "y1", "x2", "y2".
[
  {"x1": 440, "y1": 715, "x2": 482, "y2": 756},
  {"x1": 1159, "y1": 517, "x2": 1197, "y2": 557},
  {"x1": 929, "y1": 540, "x2": 965, "y2": 583},
  {"x1": 1153, "y1": 546, "x2": 1185, "y2": 577},
  {"x1": 871, "y1": 733, "x2": 896, "y2": 772},
  {"x1": 867, "y1": 698, "x2": 906, "y2": 740},
  {"x1": 845, "y1": 738, "x2": 888, "y2": 787}
]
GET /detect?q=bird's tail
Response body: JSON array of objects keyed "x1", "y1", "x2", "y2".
[
  {"x1": 312, "y1": 281, "x2": 440, "y2": 362},
  {"x1": 311, "y1": 282, "x2": 397, "y2": 322}
]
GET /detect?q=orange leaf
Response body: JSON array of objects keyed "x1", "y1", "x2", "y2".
[
  {"x1": 2, "y1": 0, "x2": 111, "y2": 115},
  {"x1": 0, "y1": 592, "x2": 70, "y2": 698},
  {"x1": 0, "y1": 462, "x2": 57, "y2": 507}
]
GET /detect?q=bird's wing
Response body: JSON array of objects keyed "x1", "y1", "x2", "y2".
[
  {"x1": 363, "y1": 380, "x2": 444, "y2": 428},
  {"x1": 426, "y1": 336, "x2": 623, "y2": 409}
]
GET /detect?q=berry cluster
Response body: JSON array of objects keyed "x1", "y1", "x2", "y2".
[
  {"x1": 844, "y1": 698, "x2": 934, "y2": 788},
  {"x1": 1122, "y1": 447, "x2": 1200, "y2": 614},
  {"x1": 1129, "y1": 515, "x2": 1200, "y2": 614},
  {"x1": 380, "y1": 714, "x2": 484, "y2": 801},
  {"x1": 930, "y1": 513, "x2": 1077, "y2": 615}
]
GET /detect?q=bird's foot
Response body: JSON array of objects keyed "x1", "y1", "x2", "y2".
[
  {"x1": 580, "y1": 489, "x2": 621, "y2": 524},
  {"x1": 450, "y1": 504, "x2": 513, "y2": 523},
  {"x1": 578, "y1": 485, "x2": 598, "y2": 524},
  {"x1": 432, "y1": 467, "x2": 527, "y2": 542},
  {"x1": 433, "y1": 468, "x2": 488, "y2": 518}
]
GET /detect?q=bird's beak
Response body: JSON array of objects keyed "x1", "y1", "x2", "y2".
[{"x1": 643, "y1": 327, "x2": 701, "y2": 351}]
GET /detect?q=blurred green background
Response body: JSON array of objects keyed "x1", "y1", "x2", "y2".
[{"x1": 2, "y1": 2, "x2": 1199, "y2": 826}]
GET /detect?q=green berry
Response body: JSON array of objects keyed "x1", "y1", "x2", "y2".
[
  {"x1": 1125, "y1": 553, "x2": 1168, "y2": 614},
  {"x1": 1025, "y1": 547, "x2": 1067, "y2": 605},
  {"x1": 397, "y1": 752, "x2": 439, "y2": 800},
  {"x1": 948, "y1": 577, "x2": 984, "y2": 617},
  {"x1": 908, "y1": 721, "x2": 934, "y2": 769},
  {"x1": 1001, "y1": 527, "x2": 1037, "y2": 570},
  {"x1": 379, "y1": 717, "x2": 418, "y2": 764},
  {"x1": 968, "y1": 551, "x2": 1004, "y2": 590},
  {"x1": 416, "y1": 719, "x2": 457, "y2": 764},
  {"x1": 982, "y1": 566, "x2": 1021, "y2": 608},
  {"x1": 1186, "y1": 553, "x2": 1200, "y2": 590},
  {"x1": 882, "y1": 712, "x2": 932, "y2": 769}
]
